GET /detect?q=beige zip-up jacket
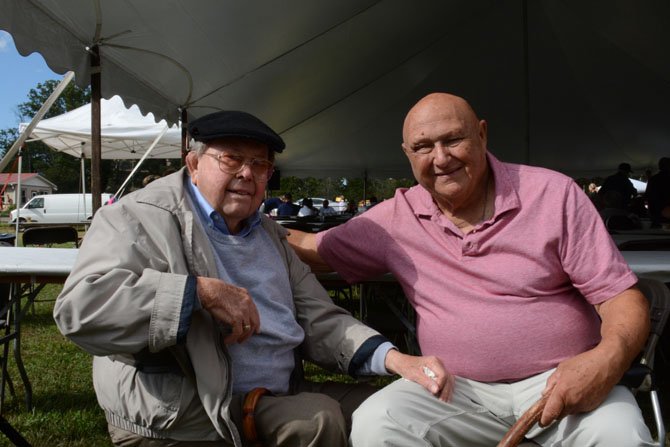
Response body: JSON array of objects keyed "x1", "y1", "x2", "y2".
[{"x1": 53, "y1": 168, "x2": 383, "y2": 444}]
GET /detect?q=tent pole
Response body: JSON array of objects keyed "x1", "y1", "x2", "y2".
[
  {"x1": 180, "y1": 108, "x2": 188, "y2": 166},
  {"x1": 0, "y1": 72, "x2": 74, "y2": 172},
  {"x1": 81, "y1": 152, "x2": 87, "y2": 218},
  {"x1": 365, "y1": 169, "x2": 368, "y2": 200},
  {"x1": 14, "y1": 148, "x2": 22, "y2": 245},
  {"x1": 114, "y1": 126, "x2": 169, "y2": 198},
  {"x1": 363, "y1": 169, "x2": 368, "y2": 204},
  {"x1": 90, "y1": 45, "x2": 103, "y2": 215}
]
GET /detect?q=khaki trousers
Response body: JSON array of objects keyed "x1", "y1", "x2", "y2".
[
  {"x1": 109, "y1": 380, "x2": 378, "y2": 447},
  {"x1": 350, "y1": 369, "x2": 654, "y2": 447}
]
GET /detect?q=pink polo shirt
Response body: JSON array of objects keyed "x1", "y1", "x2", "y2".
[{"x1": 317, "y1": 153, "x2": 637, "y2": 382}]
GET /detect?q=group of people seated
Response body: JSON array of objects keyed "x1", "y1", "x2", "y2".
[
  {"x1": 590, "y1": 159, "x2": 670, "y2": 231},
  {"x1": 53, "y1": 93, "x2": 657, "y2": 446},
  {"x1": 262, "y1": 193, "x2": 344, "y2": 219}
]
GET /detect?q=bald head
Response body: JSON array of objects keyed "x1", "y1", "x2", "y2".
[
  {"x1": 400, "y1": 92, "x2": 489, "y2": 212},
  {"x1": 403, "y1": 93, "x2": 480, "y2": 144}
]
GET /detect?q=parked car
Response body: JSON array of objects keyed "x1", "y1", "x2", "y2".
[{"x1": 10, "y1": 193, "x2": 112, "y2": 224}]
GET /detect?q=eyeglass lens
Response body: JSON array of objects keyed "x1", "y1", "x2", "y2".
[{"x1": 208, "y1": 153, "x2": 273, "y2": 180}]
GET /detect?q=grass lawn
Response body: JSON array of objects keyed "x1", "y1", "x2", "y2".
[{"x1": 0, "y1": 286, "x2": 111, "y2": 447}]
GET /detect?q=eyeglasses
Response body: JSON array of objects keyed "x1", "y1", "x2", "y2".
[{"x1": 202, "y1": 152, "x2": 274, "y2": 181}]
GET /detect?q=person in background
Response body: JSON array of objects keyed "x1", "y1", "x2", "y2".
[
  {"x1": 276, "y1": 192, "x2": 300, "y2": 217},
  {"x1": 298, "y1": 197, "x2": 318, "y2": 217},
  {"x1": 53, "y1": 110, "x2": 434, "y2": 447},
  {"x1": 142, "y1": 174, "x2": 162, "y2": 187},
  {"x1": 645, "y1": 157, "x2": 670, "y2": 228},
  {"x1": 320, "y1": 199, "x2": 338, "y2": 217},
  {"x1": 356, "y1": 196, "x2": 380, "y2": 215},
  {"x1": 344, "y1": 201, "x2": 358, "y2": 215},
  {"x1": 288, "y1": 93, "x2": 651, "y2": 447},
  {"x1": 587, "y1": 182, "x2": 598, "y2": 198},
  {"x1": 260, "y1": 195, "x2": 282, "y2": 215},
  {"x1": 598, "y1": 189, "x2": 641, "y2": 231},
  {"x1": 598, "y1": 162, "x2": 638, "y2": 211}
]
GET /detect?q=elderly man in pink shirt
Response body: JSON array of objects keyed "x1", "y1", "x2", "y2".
[{"x1": 288, "y1": 93, "x2": 652, "y2": 446}]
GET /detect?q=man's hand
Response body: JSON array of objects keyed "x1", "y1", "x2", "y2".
[
  {"x1": 196, "y1": 276, "x2": 260, "y2": 344},
  {"x1": 540, "y1": 287, "x2": 649, "y2": 426},
  {"x1": 540, "y1": 347, "x2": 621, "y2": 426},
  {"x1": 385, "y1": 350, "x2": 454, "y2": 401}
]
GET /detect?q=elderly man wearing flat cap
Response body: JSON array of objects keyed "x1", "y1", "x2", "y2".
[{"x1": 54, "y1": 110, "x2": 430, "y2": 446}]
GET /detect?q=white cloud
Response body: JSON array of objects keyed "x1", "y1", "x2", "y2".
[{"x1": 0, "y1": 31, "x2": 11, "y2": 52}]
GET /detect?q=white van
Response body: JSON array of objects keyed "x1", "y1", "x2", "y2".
[{"x1": 9, "y1": 193, "x2": 112, "y2": 224}]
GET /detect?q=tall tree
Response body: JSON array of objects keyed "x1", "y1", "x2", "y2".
[
  {"x1": 0, "y1": 128, "x2": 18, "y2": 160},
  {"x1": 17, "y1": 80, "x2": 90, "y2": 119},
  {"x1": 1, "y1": 80, "x2": 94, "y2": 193}
]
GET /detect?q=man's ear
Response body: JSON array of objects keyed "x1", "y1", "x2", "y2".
[
  {"x1": 478, "y1": 120, "x2": 488, "y2": 148},
  {"x1": 185, "y1": 151, "x2": 199, "y2": 182}
]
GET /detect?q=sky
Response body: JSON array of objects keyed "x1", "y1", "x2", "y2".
[{"x1": 0, "y1": 30, "x2": 62, "y2": 132}]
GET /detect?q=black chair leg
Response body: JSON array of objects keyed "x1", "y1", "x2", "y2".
[{"x1": 0, "y1": 414, "x2": 31, "y2": 446}]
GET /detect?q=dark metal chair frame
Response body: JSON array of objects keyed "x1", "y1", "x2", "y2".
[{"x1": 21, "y1": 226, "x2": 79, "y2": 248}]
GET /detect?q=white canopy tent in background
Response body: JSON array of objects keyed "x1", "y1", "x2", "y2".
[
  {"x1": 19, "y1": 95, "x2": 182, "y2": 161},
  {"x1": 19, "y1": 94, "x2": 182, "y2": 199},
  {"x1": 1, "y1": 0, "x2": 669, "y2": 181},
  {"x1": 3, "y1": 95, "x2": 182, "y2": 233}
]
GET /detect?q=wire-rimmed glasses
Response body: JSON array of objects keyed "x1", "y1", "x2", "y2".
[{"x1": 202, "y1": 152, "x2": 274, "y2": 182}]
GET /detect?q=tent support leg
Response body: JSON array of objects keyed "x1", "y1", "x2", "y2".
[
  {"x1": 90, "y1": 45, "x2": 102, "y2": 216},
  {"x1": 113, "y1": 126, "x2": 169, "y2": 199},
  {"x1": 180, "y1": 108, "x2": 188, "y2": 166},
  {"x1": 14, "y1": 149, "x2": 22, "y2": 244}
]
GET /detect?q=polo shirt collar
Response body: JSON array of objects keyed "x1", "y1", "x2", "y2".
[{"x1": 408, "y1": 151, "x2": 521, "y2": 220}]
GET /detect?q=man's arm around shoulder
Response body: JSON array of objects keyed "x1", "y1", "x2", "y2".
[{"x1": 286, "y1": 229, "x2": 333, "y2": 273}]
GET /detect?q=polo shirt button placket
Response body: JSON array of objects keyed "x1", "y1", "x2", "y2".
[{"x1": 463, "y1": 240, "x2": 475, "y2": 256}]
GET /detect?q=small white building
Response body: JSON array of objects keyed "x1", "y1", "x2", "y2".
[{"x1": 0, "y1": 173, "x2": 57, "y2": 210}]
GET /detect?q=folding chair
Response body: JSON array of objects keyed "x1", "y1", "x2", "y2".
[
  {"x1": 22, "y1": 226, "x2": 79, "y2": 248},
  {"x1": 0, "y1": 253, "x2": 32, "y2": 445},
  {"x1": 361, "y1": 280, "x2": 421, "y2": 356},
  {"x1": 624, "y1": 278, "x2": 669, "y2": 446}
]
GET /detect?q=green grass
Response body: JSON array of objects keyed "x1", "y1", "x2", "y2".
[{"x1": 0, "y1": 285, "x2": 111, "y2": 447}]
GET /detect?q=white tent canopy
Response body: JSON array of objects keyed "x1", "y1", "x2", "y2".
[
  {"x1": 2, "y1": 0, "x2": 670, "y2": 179},
  {"x1": 19, "y1": 95, "x2": 182, "y2": 160}
]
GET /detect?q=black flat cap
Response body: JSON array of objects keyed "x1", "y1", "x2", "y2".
[{"x1": 188, "y1": 110, "x2": 285, "y2": 153}]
